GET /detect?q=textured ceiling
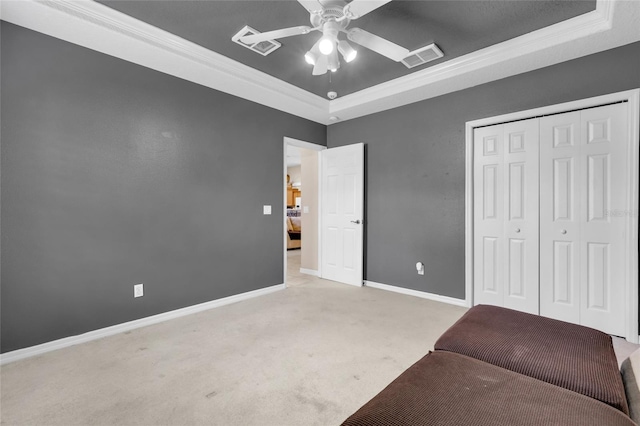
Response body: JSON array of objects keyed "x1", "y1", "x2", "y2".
[{"x1": 100, "y1": 0, "x2": 596, "y2": 98}]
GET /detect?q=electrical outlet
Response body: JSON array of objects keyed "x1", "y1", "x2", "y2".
[{"x1": 134, "y1": 283, "x2": 144, "y2": 298}]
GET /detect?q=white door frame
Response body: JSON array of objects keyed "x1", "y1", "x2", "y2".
[
  {"x1": 283, "y1": 137, "x2": 326, "y2": 288},
  {"x1": 465, "y1": 89, "x2": 640, "y2": 342}
]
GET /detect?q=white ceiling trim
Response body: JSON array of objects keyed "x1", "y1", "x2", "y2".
[
  {"x1": 330, "y1": 0, "x2": 615, "y2": 120},
  {"x1": 0, "y1": 0, "x2": 330, "y2": 124},
  {"x1": 331, "y1": 0, "x2": 640, "y2": 122},
  {"x1": 2, "y1": 1, "x2": 639, "y2": 126}
]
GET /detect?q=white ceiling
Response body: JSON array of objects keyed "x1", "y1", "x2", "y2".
[
  {"x1": 2, "y1": 1, "x2": 640, "y2": 125},
  {"x1": 286, "y1": 145, "x2": 303, "y2": 168}
]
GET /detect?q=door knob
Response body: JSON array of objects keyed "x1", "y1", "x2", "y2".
[
  {"x1": 515, "y1": 228, "x2": 521, "y2": 233},
  {"x1": 561, "y1": 229, "x2": 567, "y2": 234},
  {"x1": 350, "y1": 220, "x2": 362, "y2": 225}
]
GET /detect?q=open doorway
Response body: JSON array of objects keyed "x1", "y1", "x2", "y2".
[{"x1": 283, "y1": 137, "x2": 325, "y2": 287}]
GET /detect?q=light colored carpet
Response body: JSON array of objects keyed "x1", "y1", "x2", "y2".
[
  {"x1": 0, "y1": 256, "x2": 467, "y2": 426},
  {"x1": 613, "y1": 336, "x2": 640, "y2": 368},
  {"x1": 2, "y1": 253, "x2": 636, "y2": 426}
]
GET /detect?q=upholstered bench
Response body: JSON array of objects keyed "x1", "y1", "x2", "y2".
[
  {"x1": 434, "y1": 305, "x2": 628, "y2": 414},
  {"x1": 342, "y1": 305, "x2": 636, "y2": 425},
  {"x1": 341, "y1": 351, "x2": 635, "y2": 426}
]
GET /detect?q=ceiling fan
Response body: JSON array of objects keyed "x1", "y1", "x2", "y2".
[{"x1": 239, "y1": 0, "x2": 409, "y2": 75}]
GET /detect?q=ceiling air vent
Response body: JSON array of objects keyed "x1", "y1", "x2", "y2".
[
  {"x1": 401, "y1": 43, "x2": 444, "y2": 69},
  {"x1": 232, "y1": 25, "x2": 281, "y2": 56}
]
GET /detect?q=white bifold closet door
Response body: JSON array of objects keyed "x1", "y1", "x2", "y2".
[
  {"x1": 539, "y1": 103, "x2": 627, "y2": 336},
  {"x1": 473, "y1": 102, "x2": 629, "y2": 336},
  {"x1": 473, "y1": 118, "x2": 539, "y2": 314}
]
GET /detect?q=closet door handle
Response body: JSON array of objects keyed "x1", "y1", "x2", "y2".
[
  {"x1": 561, "y1": 229, "x2": 567, "y2": 234},
  {"x1": 515, "y1": 228, "x2": 521, "y2": 233}
]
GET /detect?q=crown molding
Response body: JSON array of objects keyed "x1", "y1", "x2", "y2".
[
  {"x1": 329, "y1": 0, "x2": 640, "y2": 122},
  {"x1": 0, "y1": 0, "x2": 330, "y2": 124},
  {"x1": 330, "y1": 1, "x2": 612, "y2": 115},
  {"x1": 2, "y1": 1, "x2": 639, "y2": 125}
]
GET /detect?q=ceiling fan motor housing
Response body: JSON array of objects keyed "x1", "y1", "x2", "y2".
[{"x1": 310, "y1": 0, "x2": 350, "y2": 30}]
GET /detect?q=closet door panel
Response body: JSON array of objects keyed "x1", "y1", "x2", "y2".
[
  {"x1": 552, "y1": 241, "x2": 574, "y2": 304},
  {"x1": 503, "y1": 119, "x2": 539, "y2": 314},
  {"x1": 579, "y1": 103, "x2": 627, "y2": 336},
  {"x1": 540, "y1": 112, "x2": 581, "y2": 323},
  {"x1": 474, "y1": 125, "x2": 504, "y2": 307}
]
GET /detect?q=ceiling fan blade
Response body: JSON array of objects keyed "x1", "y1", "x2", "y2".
[
  {"x1": 347, "y1": 28, "x2": 409, "y2": 62},
  {"x1": 240, "y1": 26, "x2": 312, "y2": 44},
  {"x1": 312, "y1": 54, "x2": 329, "y2": 76},
  {"x1": 344, "y1": 0, "x2": 392, "y2": 19},
  {"x1": 297, "y1": 0, "x2": 324, "y2": 14}
]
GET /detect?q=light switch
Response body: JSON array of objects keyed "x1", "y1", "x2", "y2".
[
  {"x1": 263, "y1": 205, "x2": 272, "y2": 215},
  {"x1": 303, "y1": 206, "x2": 310, "y2": 214}
]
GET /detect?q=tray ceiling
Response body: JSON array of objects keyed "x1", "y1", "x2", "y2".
[
  {"x1": 3, "y1": 0, "x2": 639, "y2": 124},
  {"x1": 99, "y1": 0, "x2": 596, "y2": 98}
]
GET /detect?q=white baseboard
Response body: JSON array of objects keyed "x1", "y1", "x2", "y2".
[
  {"x1": 0, "y1": 283, "x2": 285, "y2": 365},
  {"x1": 364, "y1": 280, "x2": 468, "y2": 307},
  {"x1": 299, "y1": 268, "x2": 319, "y2": 277}
]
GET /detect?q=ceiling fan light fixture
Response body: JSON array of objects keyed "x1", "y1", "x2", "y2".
[
  {"x1": 305, "y1": 39, "x2": 322, "y2": 65},
  {"x1": 319, "y1": 20, "x2": 340, "y2": 55},
  {"x1": 319, "y1": 37, "x2": 335, "y2": 55},
  {"x1": 304, "y1": 51, "x2": 316, "y2": 65},
  {"x1": 240, "y1": 0, "x2": 405, "y2": 76},
  {"x1": 327, "y1": 49, "x2": 340, "y2": 72},
  {"x1": 338, "y1": 40, "x2": 357, "y2": 63},
  {"x1": 305, "y1": 49, "x2": 319, "y2": 65}
]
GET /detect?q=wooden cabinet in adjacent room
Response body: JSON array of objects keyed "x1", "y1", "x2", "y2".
[{"x1": 287, "y1": 187, "x2": 301, "y2": 208}]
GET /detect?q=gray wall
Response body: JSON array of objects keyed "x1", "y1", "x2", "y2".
[
  {"x1": 0, "y1": 23, "x2": 326, "y2": 353},
  {"x1": 328, "y1": 41, "x2": 640, "y2": 300}
]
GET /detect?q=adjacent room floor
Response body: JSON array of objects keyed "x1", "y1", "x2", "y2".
[
  {"x1": 1, "y1": 253, "x2": 637, "y2": 425},
  {"x1": 286, "y1": 248, "x2": 309, "y2": 288}
]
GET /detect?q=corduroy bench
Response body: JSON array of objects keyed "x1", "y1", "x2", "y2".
[
  {"x1": 342, "y1": 305, "x2": 635, "y2": 426},
  {"x1": 435, "y1": 304, "x2": 628, "y2": 414}
]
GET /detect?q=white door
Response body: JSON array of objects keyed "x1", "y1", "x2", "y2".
[
  {"x1": 320, "y1": 143, "x2": 364, "y2": 286},
  {"x1": 502, "y1": 119, "x2": 539, "y2": 314},
  {"x1": 540, "y1": 103, "x2": 628, "y2": 336},
  {"x1": 473, "y1": 124, "x2": 505, "y2": 307},
  {"x1": 539, "y1": 111, "x2": 582, "y2": 324},
  {"x1": 473, "y1": 120, "x2": 539, "y2": 314}
]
